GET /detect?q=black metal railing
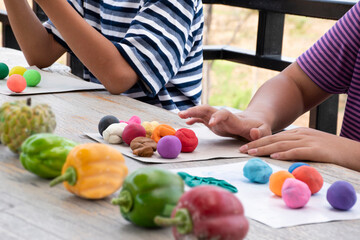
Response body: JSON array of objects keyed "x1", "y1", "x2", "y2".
[{"x1": 0, "y1": 0, "x2": 357, "y2": 134}]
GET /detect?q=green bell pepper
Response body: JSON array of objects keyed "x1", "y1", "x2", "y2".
[
  {"x1": 20, "y1": 133, "x2": 78, "y2": 179},
  {"x1": 111, "y1": 167, "x2": 184, "y2": 228}
]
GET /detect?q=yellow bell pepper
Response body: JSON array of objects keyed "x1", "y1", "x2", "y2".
[{"x1": 50, "y1": 143, "x2": 128, "y2": 199}]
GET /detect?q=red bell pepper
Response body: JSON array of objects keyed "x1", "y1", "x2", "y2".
[{"x1": 154, "y1": 185, "x2": 249, "y2": 240}]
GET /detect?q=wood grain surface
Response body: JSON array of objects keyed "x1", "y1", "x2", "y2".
[{"x1": 0, "y1": 48, "x2": 359, "y2": 240}]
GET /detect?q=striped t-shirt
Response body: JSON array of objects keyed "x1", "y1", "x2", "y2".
[
  {"x1": 44, "y1": 0, "x2": 204, "y2": 112},
  {"x1": 297, "y1": 2, "x2": 360, "y2": 141}
]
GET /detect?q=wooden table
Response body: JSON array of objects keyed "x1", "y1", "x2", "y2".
[{"x1": 0, "y1": 48, "x2": 359, "y2": 239}]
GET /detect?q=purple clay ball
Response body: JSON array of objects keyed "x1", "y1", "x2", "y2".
[
  {"x1": 157, "y1": 135, "x2": 182, "y2": 159},
  {"x1": 327, "y1": 181, "x2": 357, "y2": 211}
]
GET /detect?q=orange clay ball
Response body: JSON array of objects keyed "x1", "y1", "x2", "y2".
[
  {"x1": 151, "y1": 124, "x2": 176, "y2": 143},
  {"x1": 7, "y1": 74, "x2": 27, "y2": 93},
  {"x1": 269, "y1": 170, "x2": 295, "y2": 197},
  {"x1": 292, "y1": 166, "x2": 323, "y2": 194}
]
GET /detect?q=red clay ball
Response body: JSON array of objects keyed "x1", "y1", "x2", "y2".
[
  {"x1": 7, "y1": 74, "x2": 26, "y2": 93},
  {"x1": 122, "y1": 123, "x2": 146, "y2": 145},
  {"x1": 175, "y1": 128, "x2": 198, "y2": 152},
  {"x1": 292, "y1": 166, "x2": 323, "y2": 194}
]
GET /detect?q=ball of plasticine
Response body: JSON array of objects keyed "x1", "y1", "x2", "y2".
[
  {"x1": 174, "y1": 128, "x2": 198, "y2": 152},
  {"x1": 23, "y1": 69, "x2": 41, "y2": 87},
  {"x1": 282, "y1": 178, "x2": 311, "y2": 209},
  {"x1": 141, "y1": 121, "x2": 160, "y2": 138},
  {"x1": 292, "y1": 166, "x2": 323, "y2": 195},
  {"x1": 327, "y1": 181, "x2": 357, "y2": 211},
  {"x1": 269, "y1": 170, "x2": 295, "y2": 197},
  {"x1": 120, "y1": 115, "x2": 141, "y2": 125},
  {"x1": 243, "y1": 158, "x2": 273, "y2": 184},
  {"x1": 122, "y1": 123, "x2": 146, "y2": 145},
  {"x1": 98, "y1": 115, "x2": 120, "y2": 136},
  {"x1": 130, "y1": 137, "x2": 157, "y2": 157},
  {"x1": 9, "y1": 66, "x2": 27, "y2": 76},
  {"x1": 151, "y1": 124, "x2": 176, "y2": 143},
  {"x1": 288, "y1": 162, "x2": 310, "y2": 173},
  {"x1": 0, "y1": 62, "x2": 9, "y2": 79},
  {"x1": 102, "y1": 122, "x2": 128, "y2": 144},
  {"x1": 157, "y1": 135, "x2": 182, "y2": 159},
  {"x1": 7, "y1": 74, "x2": 27, "y2": 93}
]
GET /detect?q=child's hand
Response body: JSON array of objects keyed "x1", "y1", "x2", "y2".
[
  {"x1": 240, "y1": 127, "x2": 360, "y2": 171},
  {"x1": 178, "y1": 105, "x2": 271, "y2": 141}
]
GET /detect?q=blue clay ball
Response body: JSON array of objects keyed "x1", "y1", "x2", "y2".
[
  {"x1": 327, "y1": 181, "x2": 357, "y2": 211},
  {"x1": 243, "y1": 158, "x2": 273, "y2": 184},
  {"x1": 98, "y1": 115, "x2": 120, "y2": 136},
  {"x1": 288, "y1": 162, "x2": 310, "y2": 173}
]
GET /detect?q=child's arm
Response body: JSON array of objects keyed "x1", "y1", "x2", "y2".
[
  {"x1": 4, "y1": 0, "x2": 66, "y2": 67},
  {"x1": 179, "y1": 62, "x2": 331, "y2": 140},
  {"x1": 35, "y1": 0, "x2": 138, "y2": 94}
]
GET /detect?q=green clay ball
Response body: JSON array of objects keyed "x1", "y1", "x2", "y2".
[
  {"x1": 0, "y1": 63, "x2": 9, "y2": 79},
  {"x1": 23, "y1": 69, "x2": 41, "y2": 87}
]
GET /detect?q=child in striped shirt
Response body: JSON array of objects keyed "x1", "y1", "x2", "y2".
[
  {"x1": 179, "y1": 2, "x2": 360, "y2": 171},
  {"x1": 4, "y1": 0, "x2": 203, "y2": 112}
]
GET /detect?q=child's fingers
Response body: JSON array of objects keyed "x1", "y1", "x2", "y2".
[{"x1": 178, "y1": 105, "x2": 217, "y2": 120}]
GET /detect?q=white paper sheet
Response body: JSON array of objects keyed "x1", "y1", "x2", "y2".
[
  {"x1": 0, "y1": 66, "x2": 105, "y2": 95},
  {"x1": 172, "y1": 161, "x2": 360, "y2": 228},
  {"x1": 85, "y1": 126, "x2": 248, "y2": 163}
]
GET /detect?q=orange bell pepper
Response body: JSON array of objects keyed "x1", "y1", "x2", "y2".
[{"x1": 50, "y1": 143, "x2": 128, "y2": 199}]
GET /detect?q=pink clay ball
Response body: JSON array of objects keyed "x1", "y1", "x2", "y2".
[
  {"x1": 7, "y1": 74, "x2": 26, "y2": 93},
  {"x1": 122, "y1": 123, "x2": 146, "y2": 145},
  {"x1": 282, "y1": 178, "x2": 311, "y2": 209}
]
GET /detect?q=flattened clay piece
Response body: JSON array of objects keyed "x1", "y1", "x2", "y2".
[
  {"x1": 178, "y1": 172, "x2": 238, "y2": 193},
  {"x1": 282, "y1": 178, "x2": 311, "y2": 209},
  {"x1": 243, "y1": 158, "x2": 273, "y2": 184},
  {"x1": 269, "y1": 170, "x2": 295, "y2": 197},
  {"x1": 292, "y1": 166, "x2": 323, "y2": 195},
  {"x1": 130, "y1": 137, "x2": 157, "y2": 157},
  {"x1": 327, "y1": 181, "x2": 357, "y2": 210},
  {"x1": 151, "y1": 124, "x2": 176, "y2": 143}
]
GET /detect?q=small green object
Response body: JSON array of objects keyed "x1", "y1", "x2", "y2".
[
  {"x1": 20, "y1": 133, "x2": 78, "y2": 179},
  {"x1": 154, "y1": 208, "x2": 193, "y2": 234},
  {"x1": 23, "y1": 69, "x2": 41, "y2": 87},
  {"x1": 111, "y1": 167, "x2": 184, "y2": 228},
  {"x1": 0, "y1": 63, "x2": 9, "y2": 79},
  {"x1": 177, "y1": 172, "x2": 238, "y2": 193}
]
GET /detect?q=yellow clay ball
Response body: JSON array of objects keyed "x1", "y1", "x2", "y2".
[{"x1": 9, "y1": 66, "x2": 27, "y2": 76}]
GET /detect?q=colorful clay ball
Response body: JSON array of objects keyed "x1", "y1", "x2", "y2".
[
  {"x1": 0, "y1": 62, "x2": 9, "y2": 79},
  {"x1": 122, "y1": 123, "x2": 146, "y2": 145},
  {"x1": 9, "y1": 66, "x2": 27, "y2": 76},
  {"x1": 243, "y1": 158, "x2": 273, "y2": 184},
  {"x1": 292, "y1": 166, "x2": 323, "y2": 195},
  {"x1": 98, "y1": 115, "x2": 120, "y2": 136},
  {"x1": 157, "y1": 135, "x2": 182, "y2": 159},
  {"x1": 288, "y1": 162, "x2": 310, "y2": 173},
  {"x1": 282, "y1": 178, "x2": 311, "y2": 209},
  {"x1": 269, "y1": 170, "x2": 295, "y2": 197},
  {"x1": 7, "y1": 74, "x2": 27, "y2": 93},
  {"x1": 23, "y1": 69, "x2": 41, "y2": 87},
  {"x1": 327, "y1": 181, "x2": 357, "y2": 211},
  {"x1": 174, "y1": 128, "x2": 198, "y2": 152}
]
